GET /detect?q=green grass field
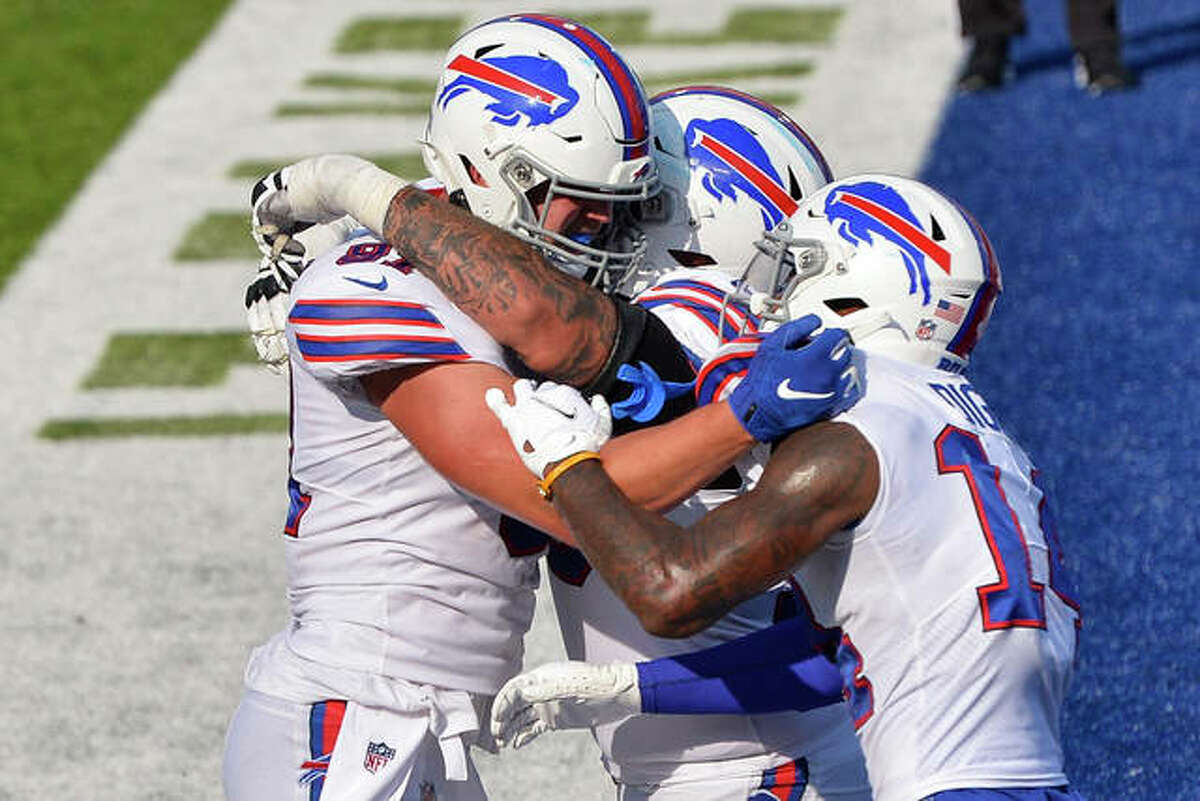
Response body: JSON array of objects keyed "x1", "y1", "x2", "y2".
[{"x1": 0, "y1": 0, "x2": 234, "y2": 294}]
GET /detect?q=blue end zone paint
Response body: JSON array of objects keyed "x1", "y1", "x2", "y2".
[{"x1": 919, "y1": 2, "x2": 1200, "y2": 797}]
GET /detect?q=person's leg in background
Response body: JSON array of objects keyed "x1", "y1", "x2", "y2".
[
  {"x1": 957, "y1": 0, "x2": 1026, "y2": 91},
  {"x1": 1067, "y1": 0, "x2": 1137, "y2": 93}
]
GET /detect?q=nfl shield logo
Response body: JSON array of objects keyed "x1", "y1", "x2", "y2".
[
  {"x1": 364, "y1": 741, "x2": 396, "y2": 774},
  {"x1": 916, "y1": 318, "x2": 937, "y2": 340}
]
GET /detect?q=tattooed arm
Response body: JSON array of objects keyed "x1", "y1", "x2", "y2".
[
  {"x1": 256, "y1": 155, "x2": 618, "y2": 385},
  {"x1": 384, "y1": 186, "x2": 617, "y2": 386},
  {"x1": 547, "y1": 421, "x2": 881, "y2": 637}
]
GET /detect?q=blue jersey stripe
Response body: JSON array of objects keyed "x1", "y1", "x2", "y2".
[
  {"x1": 290, "y1": 302, "x2": 439, "y2": 324},
  {"x1": 296, "y1": 337, "x2": 467, "y2": 360},
  {"x1": 646, "y1": 279, "x2": 731, "y2": 303}
]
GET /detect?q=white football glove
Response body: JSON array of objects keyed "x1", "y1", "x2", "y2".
[
  {"x1": 490, "y1": 661, "x2": 640, "y2": 749},
  {"x1": 244, "y1": 155, "x2": 404, "y2": 373},
  {"x1": 484, "y1": 379, "x2": 612, "y2": 478},
  {"x1": 244, "y1": 215, "x2": 362, "y2": 372},
  {"x1": 245, "y1": 256, "x2": 292, "y2": 372}
]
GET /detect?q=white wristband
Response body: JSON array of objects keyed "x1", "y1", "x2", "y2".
[{"x1": 285, "y1": 155, "x2": 407, "y2": 235}]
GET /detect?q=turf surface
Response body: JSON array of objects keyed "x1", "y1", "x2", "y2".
[
  {"x1": 10, "y1": 0, "x2": 1195, "y2": 792},
  {"x1": 83, "y1": 332, "x2": 258, "y2": 388},
  {"x1": 0, "y1": 0, "x2": 234, "y2": 294},
  {"x1": 334, "y1": 7, "x2": 841, "y2": 52},
  {"x1": 919, "y1": 2, "x2": 1200, "y2": 797},
  {"x1": 39, "y1": 413, "x2": 288, "y2": 439}
]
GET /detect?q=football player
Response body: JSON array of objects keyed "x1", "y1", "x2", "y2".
[
  {"x1": 246, "y1": 86, "x2": 870, "y2": 800},
  {"x1": 224, "y1": 16, "x2": 855, "y2": 801},
  {"x1": 485, "y1": 175, "x2": 1087, "y2": 801},
  {"x1": 531, "y1": 87, "x2": 871, "y2": 801}
]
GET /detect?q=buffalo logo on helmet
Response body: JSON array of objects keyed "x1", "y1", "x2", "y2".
[
  {"x1": 686, "y1": 117, "x2": 798, "y2": 229},
  {"x1": 824, "y1": 181, "x2": 953, "y2": 306},
  {"x1": 439, "y1": 54, "x2": 579, "y2": 128}
]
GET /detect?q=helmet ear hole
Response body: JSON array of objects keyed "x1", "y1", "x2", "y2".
[{"x1": 825, "y1": 297, "x2": 866, "y2": 315}]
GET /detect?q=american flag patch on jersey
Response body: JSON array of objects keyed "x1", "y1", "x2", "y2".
[
  {"x1": 934, "y1": 299, "x2": 965, "y2": 323},
  {"x1": 289, "y1": 299, "x2": 468, "y2": 363}
]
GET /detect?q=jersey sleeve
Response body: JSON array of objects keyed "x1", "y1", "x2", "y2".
[
  {"x1": 693, "y1": 334, "x2": 763, "y2": 406},
  {"x1": 288, "y1": 236, "x2": 505, "y2": 381},
  {"x1": 635, "y1": 615, "x2": 844, "y2": 715},
  {"x1": 289, "y1": 297, "x2": 472, "y2": 378},
  {"x1": 633, "y1": 270, "x2": 760, "y2": 368}
]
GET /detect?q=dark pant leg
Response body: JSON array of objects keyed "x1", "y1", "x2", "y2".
[
  {"x1": 1065, "y1": 0, "x2": 1120, "y2": 51},
  {"x1": 957, "y1": 0, "x2": 1027, "y2": 38}
]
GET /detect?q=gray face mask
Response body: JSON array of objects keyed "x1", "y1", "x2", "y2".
[{"x1": 506, "y1": 158, "x2": 656, "y2": 296}]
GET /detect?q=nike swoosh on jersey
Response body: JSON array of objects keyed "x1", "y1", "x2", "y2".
[
  {"x1": 343, "y1": 275, "x2": 388, "y2": 291},
  {"x1": 776, "y1": 379, "x2": 833, "y2": 401}
]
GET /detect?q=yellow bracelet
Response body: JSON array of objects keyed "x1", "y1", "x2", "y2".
[{"x1": 537, "y1": 451, "x2": 602, "y2": 501}]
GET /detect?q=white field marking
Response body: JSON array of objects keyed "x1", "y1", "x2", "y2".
[{"x1": 0, "y1": 2, "x2": 959, "y2": 799}]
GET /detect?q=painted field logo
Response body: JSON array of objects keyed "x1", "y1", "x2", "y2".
[
  {"x1": 439, "y1": 54, "x2": 579, "y2": 127},
  {"x1": 363, "y1": 741, "x2": 396, "y2": 774}
]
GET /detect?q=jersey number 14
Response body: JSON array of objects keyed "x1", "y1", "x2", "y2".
[{"x1": 935, "y1": 425, "x2": 1082, "y2": 631}]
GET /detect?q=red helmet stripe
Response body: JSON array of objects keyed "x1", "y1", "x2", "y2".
[
  {"x1": 655, "y1": 85, "x2": 833, "y2": 182},
  {"x1": 446, "y1": 54, "x2": 564, "y2": 106},
  {"x1": 697, "y1": 133, "x2": 798, "y2": 217},
  {"x1": 837, "y1": 191, "x2": 952, "y2": 274},
  {"x1": 515, "y1": 14, "x2": 649, "y2": 156}
]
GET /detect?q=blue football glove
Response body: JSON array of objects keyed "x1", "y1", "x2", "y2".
[{"x1": 727, "y1": 314, "x2": 860, "y2": 442}]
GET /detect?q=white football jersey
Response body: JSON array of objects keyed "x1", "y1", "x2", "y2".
[
  {"x1": 797, "y1": 351, "x2": 1081, "y2": 801},
  {"x1": 550, "y1": 269, "x2": 862, "y2": 789},
  {"x1": 253, "y1": 232, "x2": 540, "y2": 699}
]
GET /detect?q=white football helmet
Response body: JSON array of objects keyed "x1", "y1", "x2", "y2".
[
  {"x1": 619, "y1": 85, "x2": 833, "y2": 297},
  {"x1": 751, "y1": 174, "x2": 1002, "y2": 372},
  {"x1": 421, "y1": 14, "x2": 657, "y2": 289}
]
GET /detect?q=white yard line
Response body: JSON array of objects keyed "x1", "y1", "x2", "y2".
[{"x1": 0, "y1": 2, "x2": 961, "y2": 798}]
